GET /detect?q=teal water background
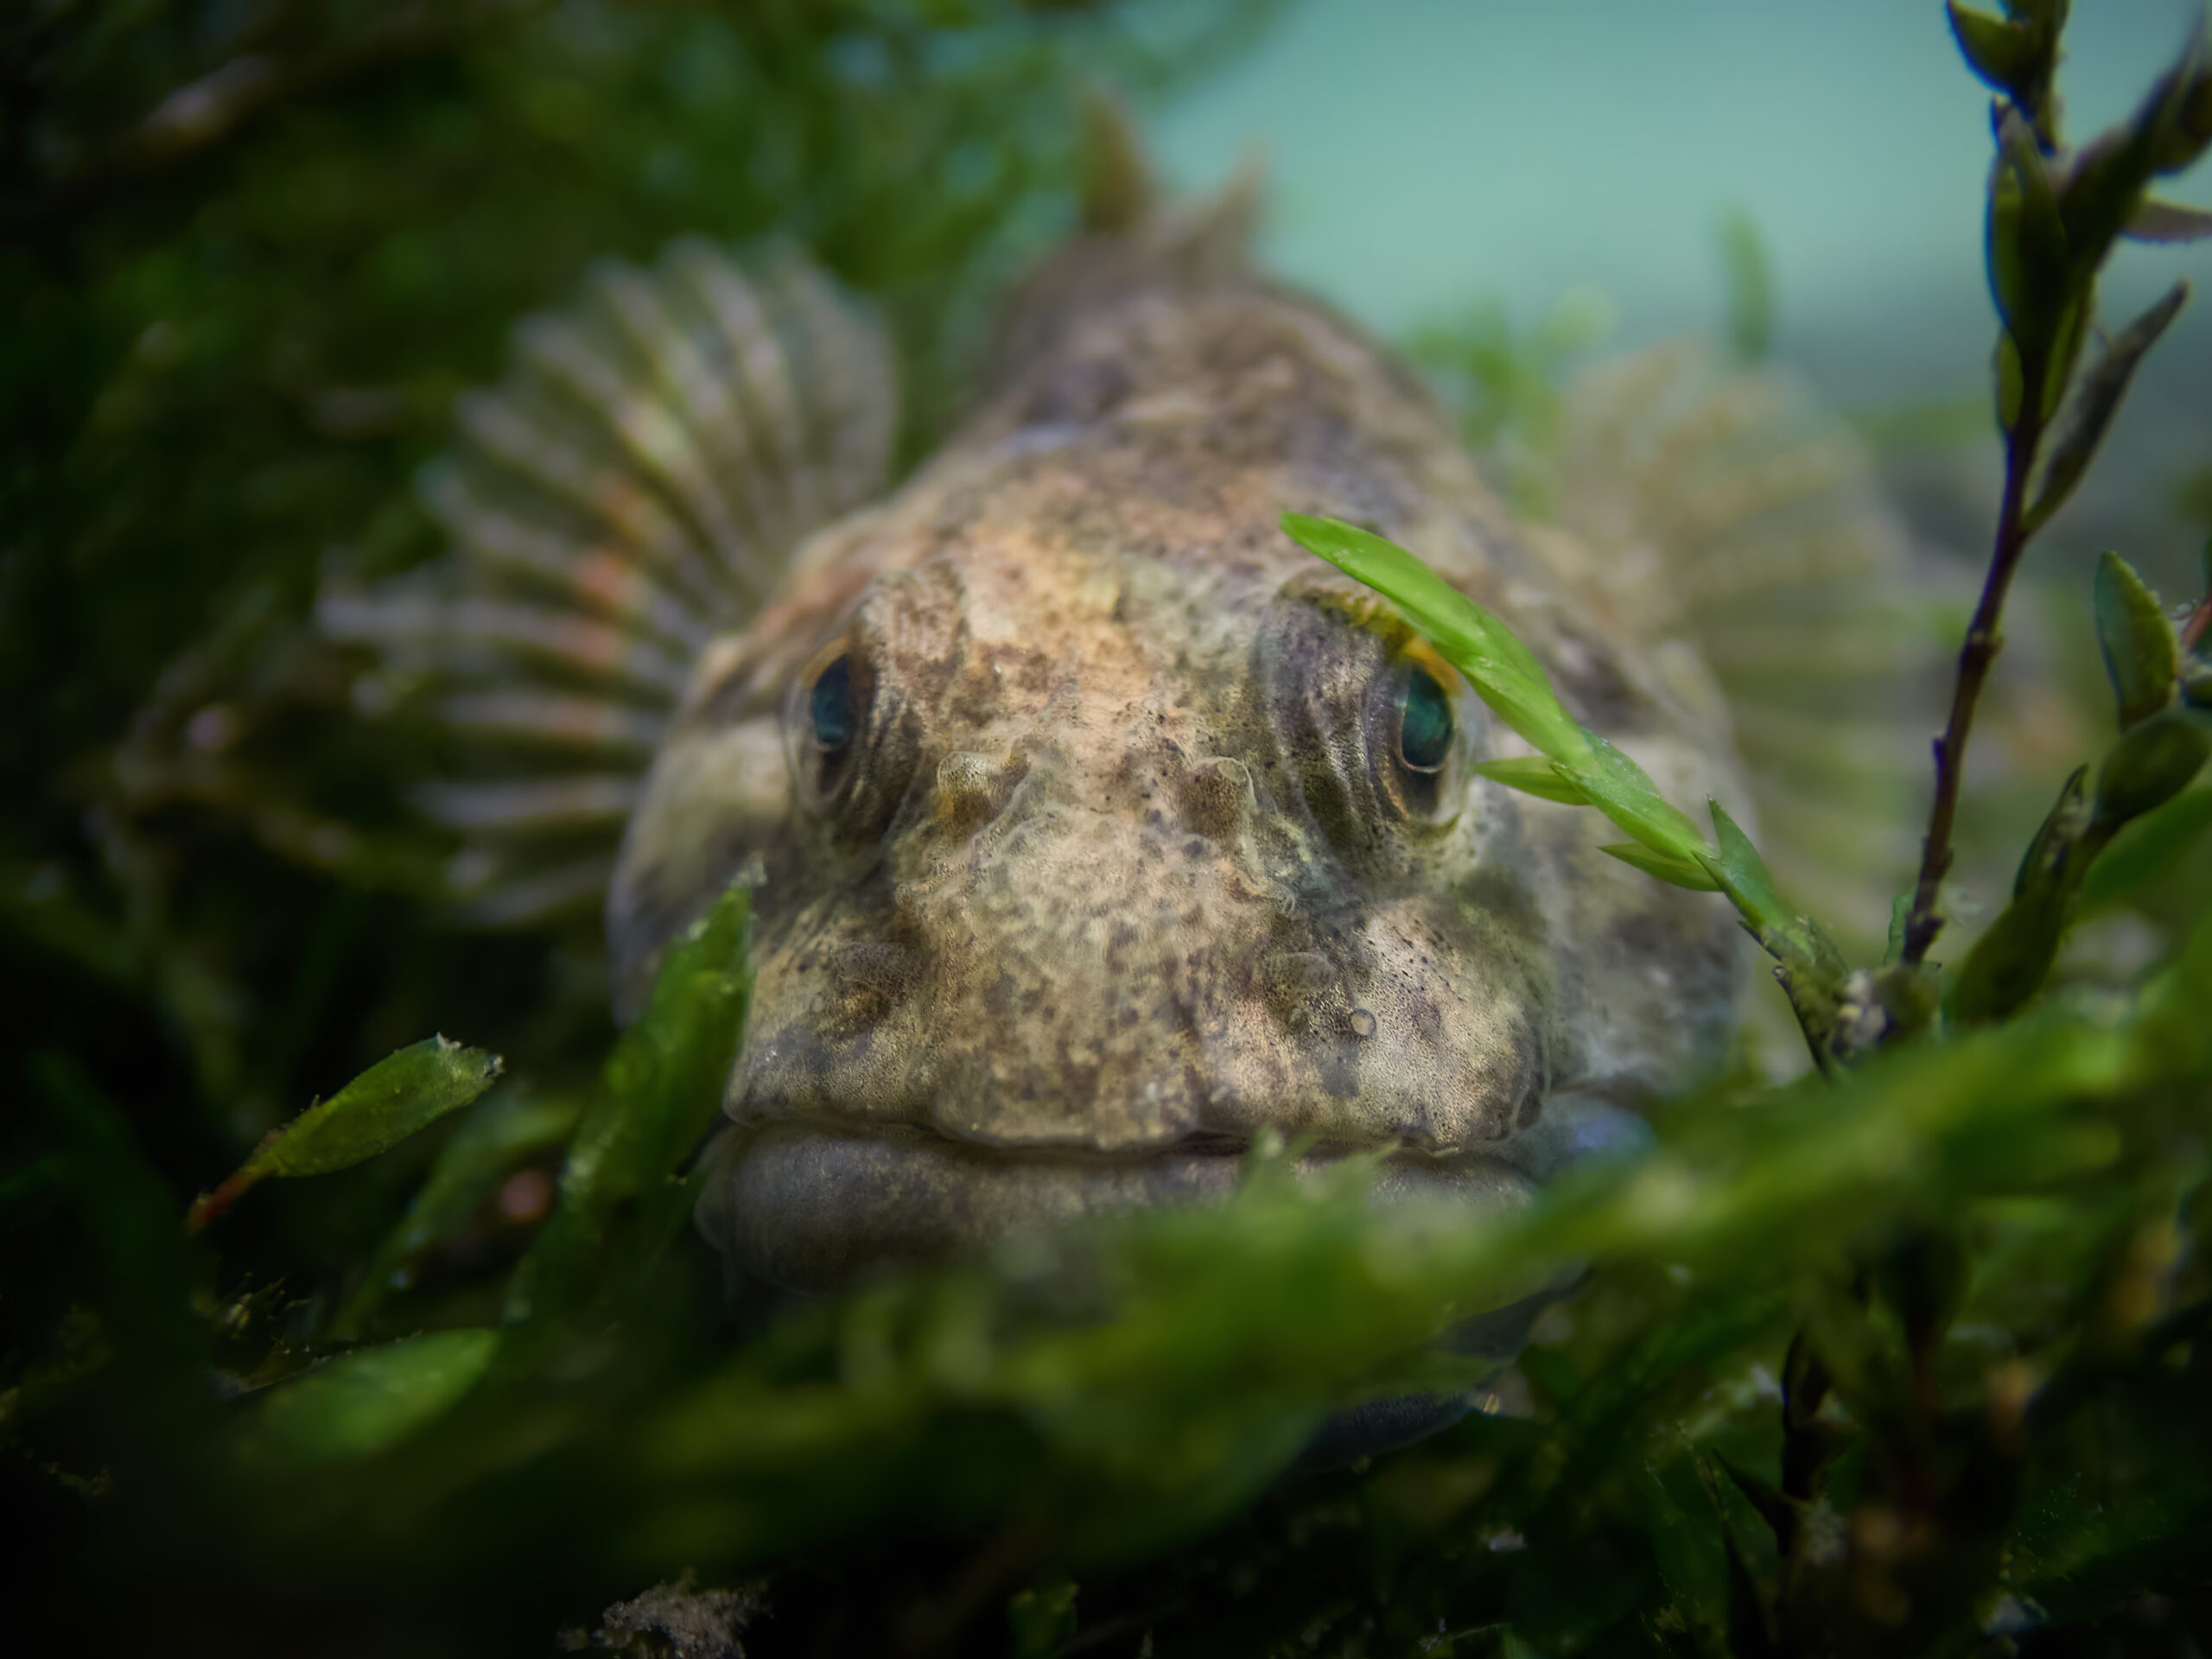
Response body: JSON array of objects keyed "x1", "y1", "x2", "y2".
[{"x1": 1150, "y1": 0, "x2": 2212, "y2": 592}]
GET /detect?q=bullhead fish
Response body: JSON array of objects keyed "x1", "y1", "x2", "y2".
[{"x1": 323, "y1": 133, "x2": 1912, "y2": 1304}]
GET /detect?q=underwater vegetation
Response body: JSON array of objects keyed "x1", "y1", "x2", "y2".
[{"x1": 4, "y1": 1, "x2": 2212, "y2": 1655}]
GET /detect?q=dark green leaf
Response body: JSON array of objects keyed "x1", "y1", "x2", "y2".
[
  {"x1": 1643, "y1": 1453, "x2": 1731, "y2": 1638},
  {"x1": 2094, "y1": 707, "x2": 2212, "y2": 827},
  {"x1": 505, "y1": 883, "x2": 752, "y2": 1326},
  {"x1": 1986, "y1": 108, "x2": 2070, "y2": 350},
  {"x1": 1949, "y1": 893, "x2": 2070, "y2": 1027},
  {"x1": 2013, "y1": 766, "x2": 2094, "y2": 899},
  {"x1": 1948, "y1": 4, "x2": 2041, "y2": 101},
  {"x1": 2078, "y1": 785, "x2": 2212, "y2": 912},
  {"x1": 1953, "y1": 769, "x2": 2094, "y2": 1026},
  {"x1": 2091, "y1": 549, "x2": 2180, "y2": 728},
  {"x1": 1706, "y1": 1454, "x2": 1783, "y2": 1586},
  {"x1": 333, "y1": 1089, "x2": 583, "y2": 1339},
  {"x1": 2030, "y1": 284, "x2": 2190, "y2": 532},
  {"x1": 31, "y1": 1053, "x2": 209, "y2": 1383},
  {"x1": 1007, "y1": 1575, "x2": 1080, "y2": 1659},
  {"x1": 2126, "y1": 196, "x2": 2212, "y2": 243},
  {"x1": 231, "y1": 1329, "x2": 499, "y2": 1470}
]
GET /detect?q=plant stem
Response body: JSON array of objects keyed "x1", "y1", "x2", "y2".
[{"x1": 1900, "y1": 365, "x2": 2048, "y2": 969}]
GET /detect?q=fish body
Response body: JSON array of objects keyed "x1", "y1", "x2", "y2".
[{"x1": 328, "y1": 165, "x2": 1912, "y2": 1301}]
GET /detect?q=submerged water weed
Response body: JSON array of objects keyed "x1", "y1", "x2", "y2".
[{"x1": 5, "y1": 5, "x2": 2212, "y2": 1659}]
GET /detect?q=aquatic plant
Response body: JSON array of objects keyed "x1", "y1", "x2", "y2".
[{"x1": 5, "y1": 3, "x2": 2211, "y2": 1657}]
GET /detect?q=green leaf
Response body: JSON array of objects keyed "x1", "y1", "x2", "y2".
[
  {"x1": 231, "y1": 1329, "x2": 498, "y2": 1470},
  {"x1": 1701, "y1": 797, "x2": 1790, "y2": 941},
  {"x1": 188, "y1": 1037, "x2": 505, "y2": 1232},
  {"x1": 1557, "y1": 734, "x2": 1712, "y2": 861},
  {"x1": 248, "y1": 1037, "x2": 503, "y2": 1180},
  {"x1": 1599, "y1": 842, "x2": 1722, "y2": 892},
  {"x1": 2030, "y1": 286, "x2": 2190, "y2": 534},
  {"x1": 2078, "y1": 785, "x2": 2212, "y2": 912},
  {"x1": 2090, "y1": 549, "x2": 2181, "y2": 729},
  {"x1": 1643, "y1": 1454, "x2": 1731, "y2": 1639},
  {"x1": 2013, "y1": 765, "x2": 2094, "y2": 899},
  {"x1": 2126, "y1": 197, "x2": 2212, "y2": 243},
  {"x1": 1007, "y1": 1574, "x2": 1080, "y2": 1659},
  {"x1": 1707, "y1": 1455, "x2": 1783, "y2": 1587},
  {"x1": 1986, "y1": 107, "x2": 2070, "y2": 351},
  {"x1": 1471, "y1": 755, "x2": 1589, "y2": 804},
  {"x1": 1278, "y1": 512, "x2": 1590, "y2": 764},
  {"x1": 1948, "y1": 3, "x2": 2042, "y2": 100},
  {"x1": 2093, "y1": 707, "x2": 2212, "y2": 828},
  {"x1": 505, "y1": 883, "x2": 753, "y2": 1326},
  {"x1": 1952, "y1": 770, "x2": 2094, "y2": 1026}
]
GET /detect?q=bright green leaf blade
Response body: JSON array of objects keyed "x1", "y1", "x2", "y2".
[
  {"x1": 1279, "y1": 512, "x2": 1589, "y2": 763},
  {"x1": 1557, "y1": 734, "x2": 1712, "y2": 861},
  {"x1": 246, "y1": 1037, "x2": 503, "y2": 1181},
  {"x1": 505, "y1": 882, "x2": 753, "y2": 1326},
  {"x1": 1703, "y1": 797, "x2": 1789, "y2": 933},
  {"x1": 1600, "y1": 842, "x2": 1723, "y2": 892},
  {"x1": 2092, "y1": 550, "x2": 2183, "y2": 731},
  {"x1": 232, "y1": 1329, "x2": 498, "y2": 1470},
  {"x1": 1471, "y1": 755, "x2": 1590, "y2": 804}
]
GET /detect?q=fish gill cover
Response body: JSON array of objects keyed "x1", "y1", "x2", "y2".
[{"x1": 3, "y1": 2, "x2": 2212, "y2": 1656}]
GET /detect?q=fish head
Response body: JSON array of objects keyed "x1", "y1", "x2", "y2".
[{"x1": 609, "y1": 281, "x2": 1750, "y2": 1292}]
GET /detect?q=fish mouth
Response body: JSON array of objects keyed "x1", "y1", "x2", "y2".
[{"x1": 696, "y1": 1120, "x2": 1548, "y2": 1293}]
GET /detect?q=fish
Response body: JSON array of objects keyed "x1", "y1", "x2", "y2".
[{"x1": 322, "y1": 118, "x2": 1916, "y2": 1309}]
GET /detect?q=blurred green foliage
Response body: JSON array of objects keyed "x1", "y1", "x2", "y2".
[{"x1": 5, "y1": 3, "x2": 2212, "y2": 1656}]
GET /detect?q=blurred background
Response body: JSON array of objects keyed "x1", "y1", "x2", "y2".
[
  {"x1": 1155, "y1": 0, "x2": 2211, "y2": 601},
  {"x1": 4, "y1": 3, "x2": 2210, "y2": 1647}
]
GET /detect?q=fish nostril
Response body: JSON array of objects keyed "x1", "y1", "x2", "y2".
[
  {"x1": 935, "y1": 750, "x2": 1013, "y2": 830},
  {"x1": 1182, "y1": 755, "x2": 1256, "y2": 842}
]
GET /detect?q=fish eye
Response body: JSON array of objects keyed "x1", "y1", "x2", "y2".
[
  {"x1": 810, "y1": 653, "x2": 855, "y2": 754},
  {"x1": 790, "y1": 639, "x2": 876, "y2": 814},
  {"x1": 1397, "y1": 666, "x2": 1452, "y2": 773}
]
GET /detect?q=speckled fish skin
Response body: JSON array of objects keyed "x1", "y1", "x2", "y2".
[{"x1": 612, "y1": 221, "x2": 1751, "y2": 1292}]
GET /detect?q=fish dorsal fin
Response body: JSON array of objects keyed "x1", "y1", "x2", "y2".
[
  {"x1": 1548, "y1": 341, "x2": 1931, "y2": 946},
  {"x1": 985, "y1": 99, "x2": 1265, "y2": 391},
  {"x1": 320, "y1": 239, "x2": 897, "y2": 928}
]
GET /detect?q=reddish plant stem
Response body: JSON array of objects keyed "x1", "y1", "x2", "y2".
[{"x1": 1900, "y1": 359, "x2": 2049, "y2": 969}]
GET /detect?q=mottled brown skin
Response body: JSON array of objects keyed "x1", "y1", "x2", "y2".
[{"x1": 611, "y1": 254, "x2": 1750, "y2": 1292}]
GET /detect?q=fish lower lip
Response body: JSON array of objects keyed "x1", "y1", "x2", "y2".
[{"x1": 697, "y1": 1123, "x2": 1541, "y2": 1293}]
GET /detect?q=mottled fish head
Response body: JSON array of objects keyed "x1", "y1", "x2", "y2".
[{"x1": 609, "y1": 251, "x2": 1751, "y2": 1293}]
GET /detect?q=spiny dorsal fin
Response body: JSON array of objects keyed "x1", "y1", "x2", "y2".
[
  {"x1": 321, "y1": 240, "x2": 897, "y2": 929},
  {"x1": 986, "y1": 120, "x2": 1266, "y2": 392},
  {"x1": 1550, "y1": 341, "x2": 1934, "y2": 947},
  {"x1": 1079, "y1": 87, "x2": 1155, "y2": 235}
]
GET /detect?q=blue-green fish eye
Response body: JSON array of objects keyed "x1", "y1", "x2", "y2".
[
  {"x1": 810, "y1": 654, "x2": 855, "y2": 752},
  {"x1": 1398, "y1": 666, "x2": 1452, "y2": 772}
]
